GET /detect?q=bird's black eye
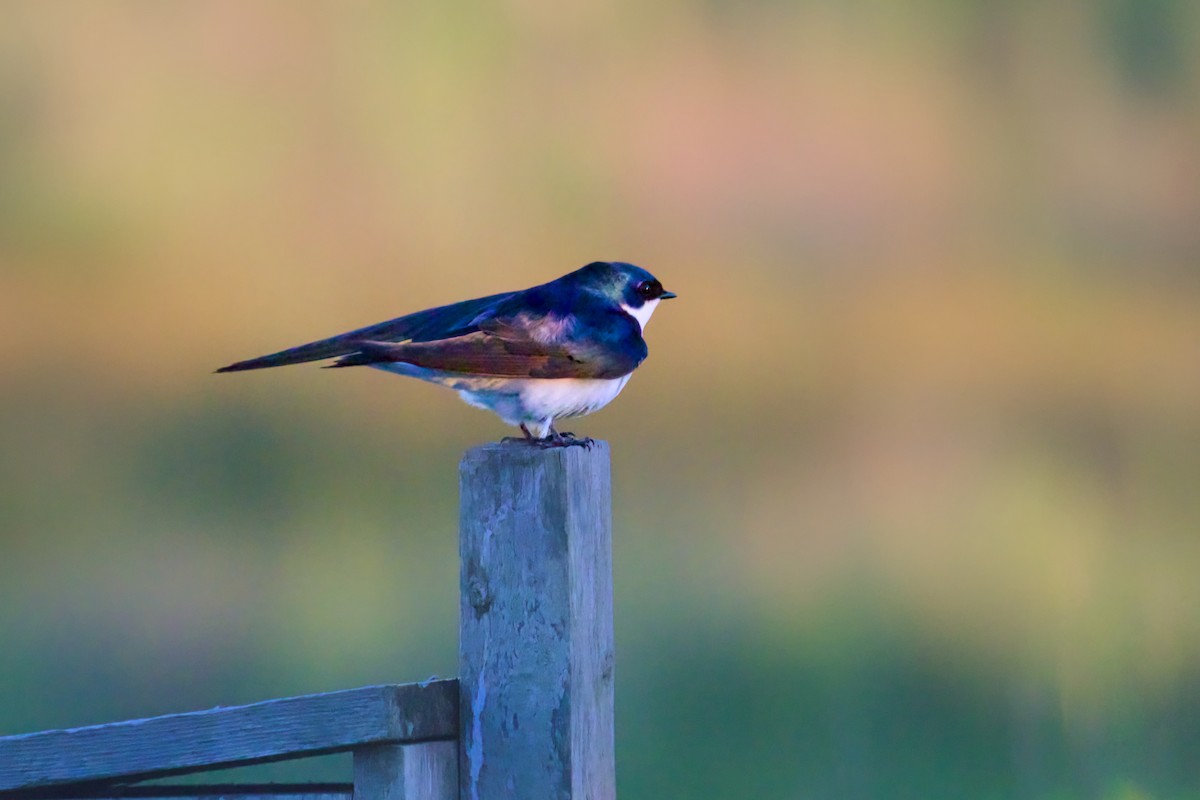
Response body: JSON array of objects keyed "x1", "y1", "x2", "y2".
[{"x1": 637, "y1": 280, "x2": 662, "y2": 299}]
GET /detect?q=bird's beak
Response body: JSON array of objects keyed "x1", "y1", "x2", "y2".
[{"x1": 660, "y1": 290, "x2": 678, "y2": 300}]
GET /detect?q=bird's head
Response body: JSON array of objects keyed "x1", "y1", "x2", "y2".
[{"x1": 571, "y1": 261, "x2": 677, "y2": 330}]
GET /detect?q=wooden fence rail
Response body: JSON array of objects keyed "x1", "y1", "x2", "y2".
[{"x1": 0, "y1": 442, "x2": 615, "y2": 800}]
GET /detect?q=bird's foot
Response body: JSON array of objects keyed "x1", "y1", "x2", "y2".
[
  {"x1": 500, "y1": 431, "x2": 593, "y2": 449},
  {"x1": 542, "y1": 430, "x2": 594, "y2": 450},
  {"x1": 501, "y1": 424, "x2": 592, "y2": 449},
  {"x1": 501, "y1": 423, "x2": 541, "y2": 446}
]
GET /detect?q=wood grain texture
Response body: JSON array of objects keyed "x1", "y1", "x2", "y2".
[
  {"x1": 400, "y1": 742, "x2": 456, "y2": 800},
  {"x1": 1, "y1": 784, "x2": 352, "y2": 800},
  {"x1": 352, "y1": 742, "x2": 455, "y2": 800},
  {"x1": 354, "y1": 745, "x2": 405, "y2": 800},
  {"x1": 0, "y1": 682, "x2": 458, "y2": 793},
  {"x1": 40, "y1": 794, "x2": 349, "y2": 800},
  {"x1": 458, "y1": 441, "x2": 615, "y2": 800},
  {"x1": 23, "y1": 788, "x2": 352, "y2": 800}
]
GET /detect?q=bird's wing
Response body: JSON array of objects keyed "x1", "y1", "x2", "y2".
[
  {"x1": 215, "y1": 292, "x2": 513, "y2": 373},
  {"x1": 332, "y1": 298, "x2": 648, "y2": 380}
]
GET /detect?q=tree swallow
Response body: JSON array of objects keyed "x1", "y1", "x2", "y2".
[{"x1": 216, "y1": 261, "x2": 676, "y2": 446}]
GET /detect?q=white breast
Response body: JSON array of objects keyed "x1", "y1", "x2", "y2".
[{"x1": 518, "y1": 375, "x2": 632, "y2": 421}]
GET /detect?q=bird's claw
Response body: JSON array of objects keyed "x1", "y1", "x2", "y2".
[
  {"x1": 501, "y1": 431, "x2": 593, "y2": 449},
  {"x1": 548, "y1": 431, "x2": 594, "y2": 450}
]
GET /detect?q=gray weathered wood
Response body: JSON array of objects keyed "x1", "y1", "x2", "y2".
[
  {"x1": 458, "y1": 441, "x2": 615, "y2": 800},
  {"x1": 47, "y1": 794, "x2": 349, "y2": 800},
  {"x1": 401, "y1": 742, "x2": 457, "y2": 800},
  {"x1": 352, "y1": 741, "x2": 456, "y2": 800},
  {"x1": 36, "y1": 786, "x2": 351, "y2": 800},
  {"x1": 0, "y1": 682, "x2": 458, "y2": 793},
  {"x1": 354, "y1": 745, "x2": 405, "y2": 800}
]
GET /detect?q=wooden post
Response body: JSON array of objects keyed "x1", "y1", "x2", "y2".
[
  {"x1": 458, "y1": 441, "x2": 615, "y2": 800},
  {"x1": 354, "y1": 741, "x2": 457, "y2": 800}
]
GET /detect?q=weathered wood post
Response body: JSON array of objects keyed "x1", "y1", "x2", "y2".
[
  {"x1": 458, "y1": 441, "x2": 615, "y2": 800},
  {"x1": 354, "y1": 740, "x2": 458, "y2": 800}
]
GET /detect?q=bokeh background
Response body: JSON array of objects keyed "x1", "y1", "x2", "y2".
[{"x1": 2, "y1": 2, "x2": 1199, "y2": 798}]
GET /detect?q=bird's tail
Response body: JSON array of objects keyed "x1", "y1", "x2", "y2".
[
  {"x1": 215, "y1": 337, "x2": 358, "y2": 372},
  {"x1": 214, "y1": 291, "x2": 509, "y2": 374}
]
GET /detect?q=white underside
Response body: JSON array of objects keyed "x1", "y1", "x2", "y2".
[
  {"x1": 372, "y1": 362, "x2": 632, "y2": 438},
  {"x1": 459, "y1": 375, "x2": 632, "y2": 437}
]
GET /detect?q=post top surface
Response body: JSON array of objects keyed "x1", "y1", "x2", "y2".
[{"x1": 461, "y1": 439, "x2": 611, "y2": 463}]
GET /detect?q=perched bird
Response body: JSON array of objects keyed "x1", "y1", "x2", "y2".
[{"x1": 216, "y1": 261, "x2": 675, "y2": 446}]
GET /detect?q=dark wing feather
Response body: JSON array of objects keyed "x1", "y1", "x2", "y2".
[
  {"x1": 215, "y1": 292, "x2": 512, "y2": 372},
  {"x1": 332, "y1": 298, "x2": 647, "y2": 380}
]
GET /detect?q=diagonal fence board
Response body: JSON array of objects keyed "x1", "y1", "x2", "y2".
[
  {"x1": 4, "y1": 784, "x2": 353, "y2": 800},
  {"x1": 0, "y1": 682, "x2": 458, "y2": 793},
  {"x1": 14, "y1": 794, "x2": 350, "y2": 800}
]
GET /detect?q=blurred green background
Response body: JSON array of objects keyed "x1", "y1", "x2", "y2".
[{"x1": 2, "y1": 2, "x2": 1199, "y2": 798}]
